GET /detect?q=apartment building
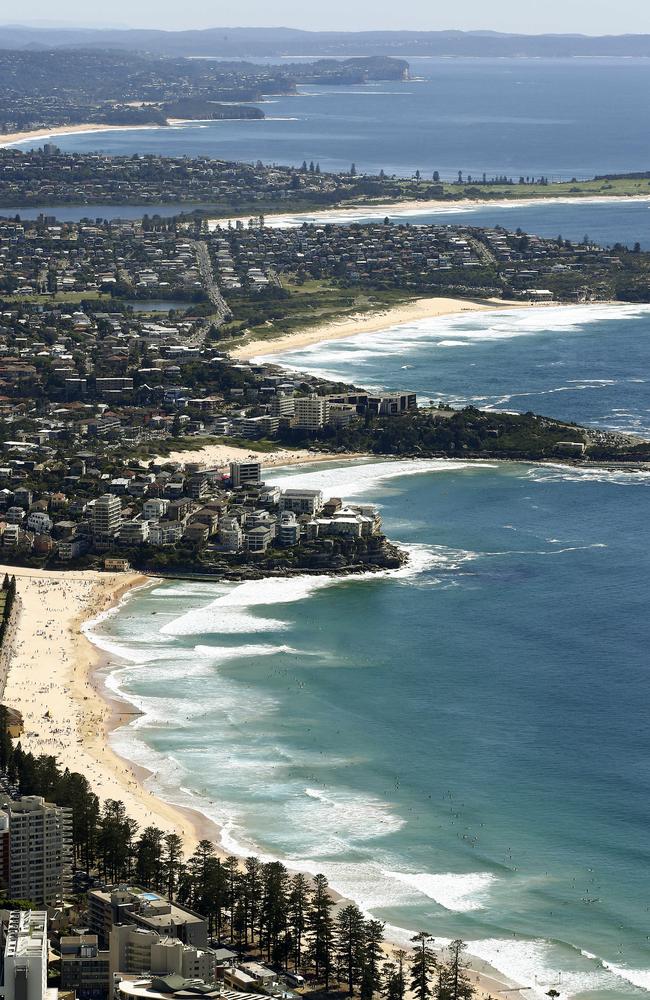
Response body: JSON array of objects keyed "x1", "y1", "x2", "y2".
[
  {"x1": 229, "y1": 461, "x2": 261, "y2": 488},
  {"x1": 293, "y1": 395, "x2": 329, "y2": 430},
  {"x1": 92, "y1": 494, "x2": 123, "y2": 543},
  {"x1": 3, "y1": 910, "x2": 55, "y2": 1000},
  {"x1": 60, "y1": 935, "x2": 110, "y2": 1000},
  {"x1": 279, "y1": 489, "x2": 324, "y2": 515},
  {"x1": 0, "y1": 795, "x2": 72, "y2": 905},
  {"x1": 88, "y1": 888, "x2": 207, "y2": 951},
  {"x1": 109, "y1": 925, "x2": 215, "y2": 992}
]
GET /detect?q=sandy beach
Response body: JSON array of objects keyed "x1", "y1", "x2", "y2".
[
  {"x1": 209, "y1": 191, "x2": 650, "y2": 230},
  {"x1": 0, "y1": 123, "x2": 165, "y2": 148},
  {"x1": 0, "y1": 564, "x2": 216, "y2": 848},
  {"x1": 0, "y1": 563, "x2": 523, "y2": 998},
  {"x1": 231, "y1": 295, "x2": 508, "y2": 361},
  {"x1": 156, "y1": 441, "x2": 366, "y2": 469}
]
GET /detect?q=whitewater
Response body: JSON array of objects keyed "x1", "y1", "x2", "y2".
[{"x1": 87, "y1": 443, "x2": 650, "y2": 1000}]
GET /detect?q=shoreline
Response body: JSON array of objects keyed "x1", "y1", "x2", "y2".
[
  {"x1": 209, "y1": 191, "x2": 650, "y2": 229},
  {"x1": 5, "y1": 444, "x2": 643, "y2": 997},
  {"x1": 0, "y1": 551, "x2": 520, "y2": 996},
  {"x1": 0, "y1": 122, "x2": 168, "y2": 148},
  {"x1": 230, "y1": 294, "x2": 512, "y2": 361},
  {"x1": 0, "y1": 565, "x2": 215, "y2": 850},
  {"x1": 83, "y1": 558, "x2": 523, "y2": 1000},
  {"x1": 230, "y1": 296, "x2": 650, "y2": 365},
  {"x1": 154, "y1": 441, "x2": 368, "y2": 470}
]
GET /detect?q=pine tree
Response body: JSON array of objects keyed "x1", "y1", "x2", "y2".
[
  {"x1": 260, "y1": 861, "x2": 290, "y2": 964},
  {"x1": 224, "y1": 855, "x2": 241, "y2": 928},
  {"x1": 335, "y1": 903, "x2": 366, "y2": 994},
  {"x1": 306, "y1": 873, "x2": 335, "y2": 987},
  {"x1": 439, "y1": 940, "x2": 475, "y2": 1000},
  {"x1": 288, "y1": 872, "x2": 311, "y2": 970},
  {"x1": 244, "y1": 856, "x2": 262, "y2": 945},
  {"x1": 362, "y1": 919, "x2": 385, "y2": 996},
  {"x1": 409, "y1": 932, "x2": 437, "y2": 1000},
  {"x1": 134, "y1": 826, "x2": 165, "y2": 888},
  {"x1": 162, "y1": 833, "x2": 184, "y2": 899},
  {"x1": 97, "y1": 800, "x2": 138, "y2": 882},
  {"x1": 0, "y1": 706, "x2": 12, "y2": 774},
  {"x1": 382, "y1": 950, "x2": 406, "y2": 1000}
]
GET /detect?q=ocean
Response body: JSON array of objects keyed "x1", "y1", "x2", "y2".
[
  {"x1": 88, "y1": 302, "x2": 650, "y2": 1000},
  {"x1": 14, "y1": 57, "x2": 650, "y2": 180},
  {"x1": 14, "y1": 56, "x2": 650, "y2": 249},
  {"x1": 74, "y1": 57, "x2": 650, "y2": 999},
  {"x1": 266, "y1": 303, "x2": 650, "y2": 437}
]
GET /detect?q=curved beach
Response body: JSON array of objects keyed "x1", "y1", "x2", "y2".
[
  {"x1": 0, "y1": 565, "x2": 217, "y2": 847},
  {"x1": 0, "y1": 555, "x2": 523, "y2": 1000},
  {"x1": 231, "y1": 295, "x2": 511, "y2": 361}
]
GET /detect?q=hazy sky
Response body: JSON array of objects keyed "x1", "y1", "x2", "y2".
[{"x1": 11, "y1": 0, "x2": 650, "y2": 34}]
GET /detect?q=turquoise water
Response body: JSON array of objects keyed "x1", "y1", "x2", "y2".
[
  {"x1": 89, "y1": 301, "x2": 650, "y2": 997},
  {"x1": 77, "y1": 59, "x2": 650, "y2": 997},
  {"x1": 91, "y1": 454, "x2": 650, "y2": 999}
]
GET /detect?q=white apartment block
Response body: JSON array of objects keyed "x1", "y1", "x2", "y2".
[
  {"x1": 293, "y1": 395, "x2": 330, "y2": 430},
  {"x1": 109, "y1": 925, "x2": 215, "y2": 992},
  {"x1": 92, "y1": 494, "x2": 123, "y2": 541},
  {"x1": 279, "y1": 489, "x2": 324, "y2": 515},
  {"x1": 4, "y1": 910, "x2": 56, "y2": 1000},
  {"x1": 0, "y1": 795, "x2": 72, "y2": 905}
]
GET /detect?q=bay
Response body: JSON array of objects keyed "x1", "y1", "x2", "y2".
[{"x1": 15, "y1": 57, "x2": 650, "y2": 180}]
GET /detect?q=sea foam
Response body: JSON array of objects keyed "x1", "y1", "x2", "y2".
[
  {"x1": 264, "y1": 303, "x2": 650, "y2": 376},
  {"x1": 382, "y1": 869, "x2": 496, "y2": 912}
]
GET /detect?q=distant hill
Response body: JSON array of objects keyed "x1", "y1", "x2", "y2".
[{"x1": 3, "y1": 25, "x2": 650, "y2": 57}]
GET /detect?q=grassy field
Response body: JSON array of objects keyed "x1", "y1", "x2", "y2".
[
  {"x1": 206, "y1": 176, "x2": 650, "y2": 220},
  {"x1": 216, "y1": 276, "x2": 417, "y2": 347},
  {"x1": 367, "y1": 175, "x2": 650, "y2": 204}
]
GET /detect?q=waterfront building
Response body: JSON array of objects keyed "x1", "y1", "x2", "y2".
[
  {"x1": 327, "y1": 402, "x2": 358, "y2": 426},
  {"x1": 328, "y1": 391, "x2": 417, "y2": 415},
  {"x1": 92, "y1": 494, "x2": 123, "y2": 543},
  {"x1": 103, "y1": 558, "x2": 131, "y2": 572},
  {"x1": 293, "y1": 395, "x2": 330, "y2": 430},
  {"x1": 218, "y1": 516, "x2": 243, "y2": 552},
  {"x1": 118, "y1": 520, "x2": 149, "y2": 546},
  {"x1": 0, "y1": 795, "x2": 72, "y2": 905},
  {"x1": 229, "y1": 461, "x2": 262, "y2": 488},
  {"x1": 269, "y1": 391, "x2": 295, "y2": 418},
  {"x1": 87, "y1": 887, "x2": 208, "y2": 950},
  {"x1": 243, "y1": 525, "x2": 274, "y2": 553},
  {"x1": 278, "y1": 512, "x2": 300, "y2": 546},
  {"x1": 148, "y1": 522, "x2": 184, "y2": 546},
  {"x1": 109, "y1": 925, "x2": 216, "y2": 990},
  {"x1": 280, "y1": 488, "x2": 324, "y2": 515}
]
